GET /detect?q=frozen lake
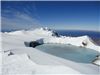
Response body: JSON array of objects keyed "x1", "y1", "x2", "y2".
[{"x1": 36, "y1": 44, "x2": 99, "y2": 63}]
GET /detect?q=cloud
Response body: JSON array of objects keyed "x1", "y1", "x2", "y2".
[{"x1": 1, "y1": 4, "x2": 41, "y2": 31}]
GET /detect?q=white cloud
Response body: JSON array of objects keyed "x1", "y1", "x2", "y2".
[{"x1": 1, "y1": 10, "x2": 41, "y2": 31}]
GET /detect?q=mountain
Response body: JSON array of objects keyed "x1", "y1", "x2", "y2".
[
  {"x1": 3, "y1": 27, "x2": 100, "y2": 52},
  {"x1": 1, "y1": 27, "x2": 100, "y2": 74}
]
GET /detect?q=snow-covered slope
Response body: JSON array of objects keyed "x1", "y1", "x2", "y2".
[
  {"x1": 2, "y1": 51, "x2": 82, "y2": 75},
  {"x1": 6, "y1": 27, "x2": 100, "y2": 52},
  {"x1": 2, "y1": 53, "x2": 36, "y2": 75},
  {"x1": 1, "y1": 27, "x2": 100, "y2": 74}
]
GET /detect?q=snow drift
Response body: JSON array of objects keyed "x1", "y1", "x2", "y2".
[
  {"x1": 2, "y1": 50, "x2": 82, "y2": 74},
  {"x1": 1, "y1": 27, "x2": 100, "y2": 74}
]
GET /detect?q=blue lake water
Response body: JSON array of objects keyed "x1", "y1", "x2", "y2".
[
  {"x1": 36, "y1": 44, "x2": 99, "y2": 63},
  {"x1": 36, "y1": 30, "x2": 100, "y2": 63}
]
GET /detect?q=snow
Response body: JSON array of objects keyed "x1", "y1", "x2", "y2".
[
  {"x1": 43, "y1": 35, "x2": 100, "y2": 52},
  {"x1": 92, "y1": 55, "x2": 100, "y2": 66},
  {"x1": 0, "y1": 52, "x2": 2, "y2": 75},
  {"x1": 1, "y1": 27, "x2": 100, "y2": 74},
  {"x1": 2, "y1": 53, "x2": 36, "y2": 75},
  {"x1": 2, "y1": 50, "x2": 82, "y2": 74},
  {"x1": 6, "y1": 27, "x2": 100, "y2": 52}
]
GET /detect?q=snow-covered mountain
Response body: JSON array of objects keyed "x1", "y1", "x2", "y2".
[
  {"x1": 6, "y1": 27, "x2": 100, "y2": 52},
  {"x1": 0, "y1": 27, "x2": 100, "y2": 74}
]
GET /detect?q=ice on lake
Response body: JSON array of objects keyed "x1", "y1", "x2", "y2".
[{"x1": 36, "y1": 44, "x2": 99, "y2": 63}]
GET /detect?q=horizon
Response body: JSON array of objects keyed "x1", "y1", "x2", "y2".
[
  {"x1": 1, "y1": 27, "x2": 100, "y2": 32},
  {"x1": 1, "y1": 1, "x2": 100, "y2": 31}
]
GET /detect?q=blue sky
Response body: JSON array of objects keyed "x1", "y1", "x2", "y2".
[{"x1": 1, "y1": 1, "x2": 100, "y2": 31}]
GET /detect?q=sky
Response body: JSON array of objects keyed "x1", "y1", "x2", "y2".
[{"x1": 1, "y1": 1, "x2": 100, "y2": 31}]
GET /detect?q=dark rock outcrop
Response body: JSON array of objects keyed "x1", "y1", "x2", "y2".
[
  {"x1": 82, "y1": 41, "x2": 87, "y2": 47},
  {"x1": 52, "y1": 31, "x2": 60, "y2": 37},
  {"x1": 24, "y1": 39, "x2": 44, "y2": 48},
  {"x1": 29, "y1": 41, "x2": 42, "y2": 48},
  {"x1": 8, "y1": 51, "x2": 14, "y2": 56}
]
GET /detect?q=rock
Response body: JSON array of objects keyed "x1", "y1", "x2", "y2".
[
  {"x1": 24, "y1": 39, "x2": 44, "y2": 48},
  {"x1": 8, "y1": 51, "x2": 14, "y2": 56},
  {"x1": 29, "y1": 41, "x2": 42, "y2": 48},
  {"x1": 82, "y1": 41, "x2": 87, "y2": 47},
  {"x1": 52, "y1": 31, "x2": 60, "y2": 37}
]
